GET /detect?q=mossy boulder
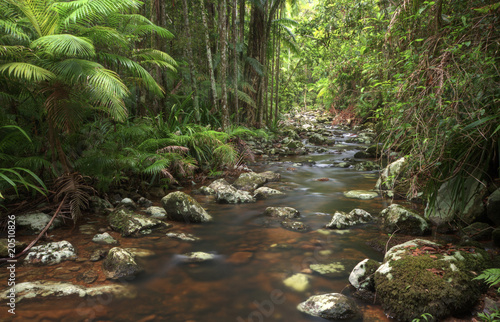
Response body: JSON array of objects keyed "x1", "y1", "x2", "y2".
[
  {"x1": 161, "y1": 191, "x2": 213, "y2": 222},
  {"x1": 374, "y1": 239, "x2": 488, "y2": 321},
  {"x1": 258, "y1": 171, "x2": 281, "y2": 182},
  {"x1": 379, "y1": 204, "x2": 430, "y2": 235},
  {"x1": 102, "y1": 247, "x2": 143, "y2": 280},
  {"x1": 108, "y1": 208, "x2": 169, "y2": 236},
  {"x1": 233, "y1": 172, "x2": 267, "y2": 191}
]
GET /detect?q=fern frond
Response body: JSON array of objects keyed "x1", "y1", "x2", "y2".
[
  {"x1": 0, "y1": 62, "x2": 55, "y2": 82},
  {"x1": 245, "y1": 56, "x2": 264, "y2": 76},
  {"x1": 31, "y1": 34, "x2": 96, "y2": 58}
]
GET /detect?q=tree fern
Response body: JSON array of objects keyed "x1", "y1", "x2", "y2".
[{"x1": 474, "y1": 269, "x2": 500, "y2": 292}]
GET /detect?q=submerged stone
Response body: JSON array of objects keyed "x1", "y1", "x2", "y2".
[
  {"x1": 181, "y1": 251, "x2": 216, "y2": 263},
  {"x1": 281, "y1": 220, "x2": 310, "y2": 232},
  {"x1": 264, "y1": 206, "x2": 300, "y2": 219},
  {"x1": 92, "y1": 232, "x2": 118, "y2": 245},
  {"x1": 310, "y1": 262, "x2": 345, "y2": 276},
  {"x1": 166, "y1": 232, "x2": 200, "y2": 242},
  {"x1": 343, "y1": 190, "x2": 378, "y2": 200},
  {"x1": 253, "y1": 187, "x2": 285, "y2": 200},
  {"x1": 283, "y1": 273, "x2": 310, "y2": 292},
  {"x1": 0, "y1": 281, "x2": 136, "y2": 303}
]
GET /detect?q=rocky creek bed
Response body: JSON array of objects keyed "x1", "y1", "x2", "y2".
[{"x1": 1, "y1": 111, "x2": 499, "y2": 321}]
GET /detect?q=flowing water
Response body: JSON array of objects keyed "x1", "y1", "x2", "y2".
[{"x1": 2, "y1": 127, "x2": 427, "y2": 321}]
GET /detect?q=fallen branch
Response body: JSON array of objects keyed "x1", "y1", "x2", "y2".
[{"x1": 0, "y1": 195, "x2": 67, "y2": 263}]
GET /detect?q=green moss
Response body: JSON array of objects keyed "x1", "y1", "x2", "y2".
[{"x1": 375, "y1": 254, "x2": 484, "y2": 321}]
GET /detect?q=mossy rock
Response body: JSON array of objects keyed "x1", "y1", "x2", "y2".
[
  {"x1": 379, "y1": 204, "x2": 430, "y2": 236},
  {"x1": 161, "y1": 191, "x2": 213, "y2": 222},
  {"x1": 374, "y1": 239, "x2": 488, "y2": 321},
  {"x1": 108, "y1": 207, "x2": 169, "y2": 236}
]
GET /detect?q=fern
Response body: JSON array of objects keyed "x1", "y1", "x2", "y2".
[{"x1": 474, "y1": 269, "x2": 500, "y2": 292}]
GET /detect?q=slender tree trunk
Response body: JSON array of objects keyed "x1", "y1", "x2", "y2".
[
  {"x1": 219, "y1": 0, "x2": 230, "y2": 129},
  {"x1": 200, "y1": 0, "x2": 218, "y2": 111},
  {"x1": 181, "y1": 0, "x2": 200, "y2": 122},
  {"x1": 232, "y1": 0, "x2": 239, "y2": 124},
  {"x1": 274, "y1": 19, "x2": 281, "y2": 123},
  {"x1": 269, "y1": 20, "x2": 276, "y2": 126}
]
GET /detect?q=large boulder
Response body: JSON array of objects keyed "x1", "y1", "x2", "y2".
[
  {"x1": 297, "y1": 293, "x2": 360, "y2": 320},
  {"x1": 375, "y1": 157, "x2": 407, "y2": 197},
  {"x1": 374, "y1": 239, "x2": 487, "y2": 321},
  {"x1": 326, "y1": 209, "x2": 373, "y2": 229},
  {"x1": 102, "y1": 247, "x2": 143, "y2": 280},
  {"x1": 108, "y1": 208, "x2": 169, "y2": 236},
  {"x1": 343, "y1": 190, "x2": 378, "y2": 200},
  {"x1": 24, "y1": 241, "x2": 77, "y2": 266},
  {"x1": 486, "y1": 187, "x2": 500, "y2": 225},
  {"x1": 233, "y1": 172, "x2": 267, "y2": 191},
  {"x1": 380, "y1": 204, "x2": 430, "y2": 235},
  {"x1": 161, "y1": 191, "x2": 213, "y2": 222},
  {"x1": 425, "y1": 175, "x2": 487, "y2": 226}
]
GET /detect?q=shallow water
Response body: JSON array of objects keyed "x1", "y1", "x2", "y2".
[{"x1": 2, "y1": 128, "x2": 421, "y2": 321}]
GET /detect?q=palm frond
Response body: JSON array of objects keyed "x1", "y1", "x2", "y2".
[
  {"x1": 54, "y1": 0, "x2": 141, "y2": 26},
  {"x1": 0, "y1": 19, "x2": 31, "y2": 41},
  {"x1": 272, "y1": 17, "x2": 299, "y2": 27},
  {"x1": 54, "y1": 172, "x2": 94, "y2": 221},
  {"x1": 117, "y1": 13, "x2": 174, "y2": 39},
  {"x1": 133, "y1": 49, "x2": 177, "y2": 69},
  {"x1": 0, "y1": 62, "x2": 55, "y2": 82},
  {"x1": 245, "y1": 56, "x2": 264, "y2": 76},
  {"x1": 31, "y1": 34, "x2": 95, "y2": 57}
]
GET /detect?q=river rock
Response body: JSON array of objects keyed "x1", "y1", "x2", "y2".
[
  {"x1": 0, "y1": 281, "x2": 136, "y2": 303},
  {"x1": 166, "y1": 232, "x2": 199, "y2": 242},
  {"x1": 144, "y1": 206, "x2": 167, "y2": 218},
  {"x1": 354, "y1": 161, "x2": 380, "y2": 171},
  {"x1": 198, "y1": 186, "x2": 215, "y2": 195},
  {"x1": 16, "y1": 212, "x2": 62, "y2": 234},
  {"x1": 349, "y1": 259, "x2": 380, "y2": 301},
  {"x1": 233, "y1": 172, "x2": 267, "y2": 191},
  {"x1": 379, "y1": 204, "x2": 430, "y2": 235},
  {"x1": 297, "y1": 293, "x2": 360, "y2": 320},
  {"x1": 208, "y1": 179, "x2": 255, "y2": 203},
  {"x1": 89, "y1": 196, "x2": 113, "y2": 214},
  {"x1": 24, "y1": 241, "x2": 77, "y2": 265},
  {"x1": 283, "y1": 273, "x2": 310, "y2": 292},
  {"x1": 374, "y1": 239, "x2": 487, "y2": 321},
  {"x1": 375, "y1": 157, "x2": 407, "y2": 195},
  {"x1": 486, "y1": 188, "x2": 500, "y2": 225},
  {"x1": 426, "y1": 175, "x2": 487, "y2": 226},
  {"x1": 92, "y1": 232, "x2": 118, "y2": 245},
  {"x1": 343, "y1": 190, "x2": 378, "y2": 200},
  {"x1": 181, "y1": 251, "x2": 216, "y2": 263},
  {"x1": 119, "y1": 198, "x2": 137, "y2": 210},
  {"x1": 90, "y1": 249, "x2": 107, "y2": 261},
  {"x1": 326, "y1": 209, "x2": 372, "y2": 229},
  {"x1": 258, "y1": 171, "x2": 281, "y2": 182},
  {"x1": 161, "y1": 191, "x2": 213, "y2": 222},
  {"x1": 264, "y1": 207, "x2": 300, "y2": 219},
  {"x1": 308, "y1": 133, "x2": 327, "y2": 145},
  {"x1": 108, "y1": 208, "x2": 169, "y2": 236},
  {"x1": 102, "y1": 247, "x2": 143, "y2": 280},
  {"x1": 253, "y1": 187, "x2": 285, "y2": 200},
  {"x1": 281, "y1": 220, "x2": 310, "y2": 232}
]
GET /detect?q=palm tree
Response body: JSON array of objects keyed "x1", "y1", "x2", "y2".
[{"x1": 0, "y1": 0, "x2": 177, "y2": 173}]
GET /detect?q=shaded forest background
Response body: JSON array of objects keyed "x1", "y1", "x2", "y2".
[{"x1": 0, "y1": 0, "x2": 498, "y2": 222}]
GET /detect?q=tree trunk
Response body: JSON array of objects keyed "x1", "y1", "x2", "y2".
[
  {"x1": 219, "y1": 0, "x2": 230, "y2": 129},
  {"x1": 181, "y1": 0, "x2": 200, "y2": 122},
  {"x1": 200, "y1": 0, "x2": 218, "y2": 111},
  {"x1": 232, "y1": 0, "x2": 239, "y2": 124}
]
